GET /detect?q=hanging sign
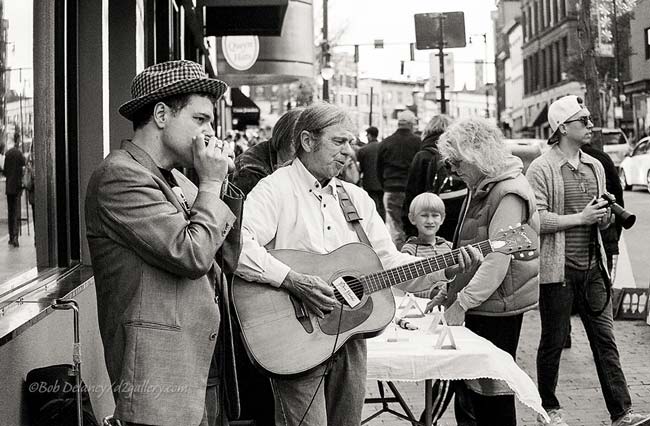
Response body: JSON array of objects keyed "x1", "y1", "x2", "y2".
[{"x1": 222, "y1": 36, "x2": 260, "y2": 71}]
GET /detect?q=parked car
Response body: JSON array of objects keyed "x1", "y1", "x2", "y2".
[
  {"x1": 503, "y1": 139, "x2": 547, "y2": 173},
  {"x1": 619, "y1": 136, "x2": 650, "y2": 193},
  {"x1": 591, "y1": 128, "x2": 633, "y2": 169}
]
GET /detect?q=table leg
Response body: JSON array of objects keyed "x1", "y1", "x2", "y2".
[
  {"x1": 424, "y1": 379, "x2": 433, "y2": 425},
  {"x1": 386, "y1": 381, "x2": 419, "y2": 426}
]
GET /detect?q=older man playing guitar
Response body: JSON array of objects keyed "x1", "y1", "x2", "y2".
[{"x1": 234, "y1": 103, "x2": 491, "y2": 426}]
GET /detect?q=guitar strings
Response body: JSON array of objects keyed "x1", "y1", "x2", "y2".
[{"x1": 336, "y1": 241, "x2": 494, "y2": 297}]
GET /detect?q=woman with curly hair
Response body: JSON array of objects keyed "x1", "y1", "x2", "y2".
[{"x1": 431, "y1": 116, "x2": 541, "y2": 426}]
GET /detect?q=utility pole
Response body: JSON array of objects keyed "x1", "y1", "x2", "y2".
[
  {"x1": 436, "y1": 14, "x2": 448, "y2": 114},
  {"x1": 577, "y1": 0, "x2": 603, "y2": 127},
  {"x1": 369, "y1": 86, "x2": 373, "y2": 126},
  {"x1": 18, "y1": 67, "x2": 23, "y2": 150},
  {"x1": 322, "y1": 0, "x2": 330, "y2": 102},
  {"x1": 612, "y1": 0, "x2": 621, "y2": 128}
]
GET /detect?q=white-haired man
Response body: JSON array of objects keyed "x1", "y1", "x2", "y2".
[
  {"x1": 236, "y1": 102, "x2": 481, "y2": 426},
  {"x1": 527, "y1": 95, "x2": 650, "y2": 426}
]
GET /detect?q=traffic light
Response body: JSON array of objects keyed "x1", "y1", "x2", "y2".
[
  {"x1": 400, "y1": 60, "x2": 405, "y2": 75},
  {"x1": 410, "y1": 43, "x2": 415, "y2": 61}
]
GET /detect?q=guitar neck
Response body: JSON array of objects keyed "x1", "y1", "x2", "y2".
[{"x1": 363, "y1": 241, "x2": 493, "y2": 293}]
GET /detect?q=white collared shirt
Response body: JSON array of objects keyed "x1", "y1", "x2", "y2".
[{"x1": 236, "y1": 158, "x2": 446, "y2": 288}]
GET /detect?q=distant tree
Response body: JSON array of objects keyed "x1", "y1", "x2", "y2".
[{"x1": 576, "y1": 0, "x2": 636, "y2": 127}]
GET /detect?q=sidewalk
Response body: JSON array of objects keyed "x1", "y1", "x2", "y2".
[
  {"x1": 0, "y1": 222, "x2": 36, "y2": 283},
  {"x1": 362, "y1": 310, "x2": 650, "y2": 426}
]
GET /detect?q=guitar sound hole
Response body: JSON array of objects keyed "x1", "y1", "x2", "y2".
[{"x1": 333, "y1": 275, "x2": 365, "y2": 307}]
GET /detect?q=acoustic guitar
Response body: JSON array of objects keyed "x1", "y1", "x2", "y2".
[{"x1": 232, "y1": 224, "x2": 537, "y2": 376}]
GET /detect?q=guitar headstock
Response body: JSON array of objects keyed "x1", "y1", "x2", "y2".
[{"x1": 491, "y1": 223, "x2": 538, "y2": 260}]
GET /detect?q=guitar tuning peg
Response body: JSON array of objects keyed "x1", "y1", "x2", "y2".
[
  {"x1": 519, "y1": 253, "x2": 524, "y2": 258},
  {"x1": 515, "y1": 222, "x2": 521, "y2": 227},
  {"x1": 511, "y1": 254, "x2": 515, "y2": 259},
  {"x1": 528, "y1": 251, "x2": 534, "y2": 257},
  {"x1": 508, "y1": 225, "x2": 513, "y2": 229}
]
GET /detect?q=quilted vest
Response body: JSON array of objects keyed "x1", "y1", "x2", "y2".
[{"x1": 446, "y1": 174, "x2": 540, "y2": 316}]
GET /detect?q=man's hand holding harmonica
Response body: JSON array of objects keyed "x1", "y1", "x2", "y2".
[{"x1": 193, "y1": 135, "x2": 234, "y2": 194}]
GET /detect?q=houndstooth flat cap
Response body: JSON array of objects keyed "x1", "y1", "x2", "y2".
[{"x1": 118, "y1": 60, "x2": 228, "y2": 121}]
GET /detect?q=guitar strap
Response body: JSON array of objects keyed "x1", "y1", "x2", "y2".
[{"x1": 334, "y1": 181, "x2": 372, "y2": 247}]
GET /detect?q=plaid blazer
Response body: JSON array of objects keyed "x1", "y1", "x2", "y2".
[{"x1": 85, "y1": 140, "x2": 236, "y2": 425}]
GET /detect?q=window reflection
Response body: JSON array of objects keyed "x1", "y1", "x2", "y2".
[{"x1": 0, "y1": 0, "x2": 35, "y2": 286}]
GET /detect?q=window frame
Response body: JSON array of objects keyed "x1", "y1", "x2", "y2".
[{"x1": 0, "y1": 0, "x2": 82, "y2": 303}]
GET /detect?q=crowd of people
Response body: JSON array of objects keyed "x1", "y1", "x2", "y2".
[{"x1": 86, "y1": 60, "x2": 650, "y2": 426}]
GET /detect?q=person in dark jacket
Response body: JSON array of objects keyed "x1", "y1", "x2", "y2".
[
  {"x1": 401, "y1": 115, "x2": 453, "y2": 238},
  {"x1": 357, "y1": 126, "x2": 385, "y2": 220},
  {"x1": 3, "y1": 137, "x2": 25, "y2": 247},
  {"x1": 376, "y1": 110, "x2": 420, "y2": 249},
  {"x1": 232, "y1": 107, "x2": 304, "y2": 196},
  {"x1": 581, "y1": 143, "x2": 624, "y2": 272}
]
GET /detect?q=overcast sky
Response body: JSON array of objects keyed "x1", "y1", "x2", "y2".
[
  {"x1": 3, "y1": 0, "x2": 33, "y2": 95},
  {"x1": 315, "y1": 0, "x2": 498, "y2": 89},
  {"x1": 0, "y1": 0, "x2": 496, "y2": 95}
]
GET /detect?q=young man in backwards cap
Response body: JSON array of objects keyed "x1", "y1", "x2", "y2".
[
  {"x1": 85, "y1": 60, "x2": 235, "y2": 426},
  {"x1": 527, "y1": 95, "x2": 650, "y2": 426}
]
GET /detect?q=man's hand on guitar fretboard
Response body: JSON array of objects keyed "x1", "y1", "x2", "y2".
[{"x1": 281, "y1": 270, "x2": 338, "y2": 318}]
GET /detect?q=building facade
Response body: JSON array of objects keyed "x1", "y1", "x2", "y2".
[
  {"x1": 357, "y1": 78, "x2": 425, "y2": 138},
  {"x1": 494, "y1": 0, "x2": 523, "y2": 128},
  {"x1": 521, "y1": 0, "x2": 586, "y2": 139},
  {"x1": 624, "y1": 0, "x2": 650, "y2": 139},
  {"x1": 447, "y1": 86, "x2": 497, "y2": 123},
  {"x1": 503, "y1": 21, "x2": 525, "y2": 136}
]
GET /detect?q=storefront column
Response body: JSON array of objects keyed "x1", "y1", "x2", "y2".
[{"x1": 108, "y1": 0, "x2": 145, "y2": 150}]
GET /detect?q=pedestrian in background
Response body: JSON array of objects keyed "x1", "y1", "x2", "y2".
[
  {"x1": 233, "y1": 107, "x2": 304, "y2": 196},
  {"x1": 581, "y1": 141, "x2": 624, "y2": 272},
  {"x1": 401, "y1": 114, "x2": 454, "y2": 239},
  {"x1": 3, "y1": 135, "x2": 25, "y2": 247},
  {"x1": 527, "y1": 95, "x2": 650, "y2": 426},
  {"x1": 357, "y1": 126, "x2": 385, "y2": 220},
  {"x1": 376, "y1": 110, "x2": 420, "y2": 249}
]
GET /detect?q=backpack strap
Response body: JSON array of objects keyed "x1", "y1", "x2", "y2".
[{"x1": 335, "y1": 181, "x2": 372, "y2": 247}]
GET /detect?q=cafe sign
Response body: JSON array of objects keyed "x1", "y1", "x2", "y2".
[{"x1": 222, "y1": 36, "x2": 260, "y2": 71}]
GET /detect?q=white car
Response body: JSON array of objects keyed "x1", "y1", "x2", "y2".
[
  {"x1": 593, "y1": 128, "x2": 632, "y2": 169},
  {"x1": 503, "y1": 139, "x2": 547, "y2": 173},
  {"x1": 619, "y1": 136, "x2": 650, "y2": 193}
]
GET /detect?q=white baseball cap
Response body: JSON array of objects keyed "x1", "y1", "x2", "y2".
[{"x1": 547, "y1": 95, "x2": 585, "y2": 144}]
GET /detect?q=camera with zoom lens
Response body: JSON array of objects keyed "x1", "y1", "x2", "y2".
[{"x1": 601, "y1": 192, "x2": 636, "y2": 229}]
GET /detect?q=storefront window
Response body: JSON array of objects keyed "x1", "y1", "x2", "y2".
[{"x1": 0, "y1": 1, "x2": 36, "y2": 286}]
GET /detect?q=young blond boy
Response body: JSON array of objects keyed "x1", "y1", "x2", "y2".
[{"x1": 400, "y1": 192, "x2": 452, "y2": 311}]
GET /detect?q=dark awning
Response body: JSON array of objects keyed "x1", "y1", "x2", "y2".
[
  {"x1": 623, "y1": 79, "x2": 650, "y2": 95},
  {"x1": 204, "y1": 0, "x2": 289, "y2": 36},
  {"x1": 530, "y1": 104, "x2": 548, "y2": 127},
  {"x1": 231, "y1": 88, "x2": 260, "y2": 130}
]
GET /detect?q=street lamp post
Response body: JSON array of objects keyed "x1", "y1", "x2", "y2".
[{"x1": 322, "y1": 0, "x2": 330, "y2": 102}]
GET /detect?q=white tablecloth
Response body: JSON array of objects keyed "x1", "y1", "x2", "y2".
[{"x1": 366, "y1": 297, "x2": 547, "y2": 419}]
